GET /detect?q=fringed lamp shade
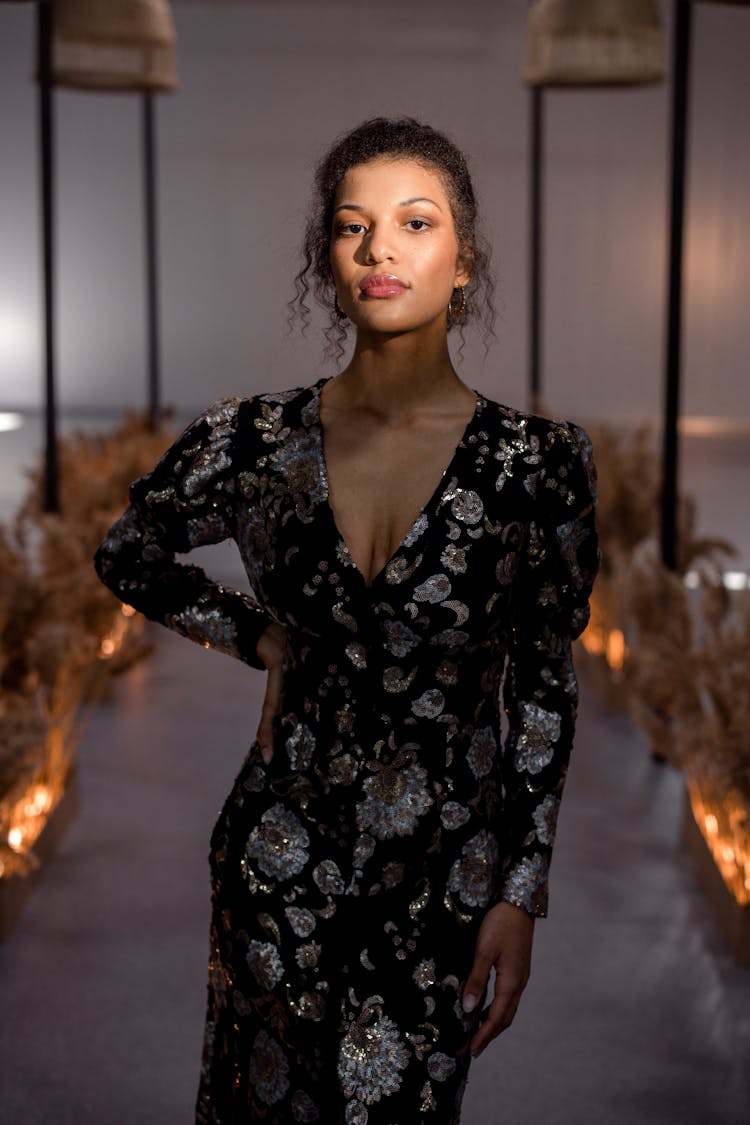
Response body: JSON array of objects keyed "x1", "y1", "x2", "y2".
[
  {"x1": 525, "y1": 0, "x2": 666, "y2": 87},
  {"x1": 52, "y1": 0, "x2": 178, "y2": 92}
]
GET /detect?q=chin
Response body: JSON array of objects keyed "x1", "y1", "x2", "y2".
[
  {"x1": 354, "y1": 304, "x2": 434, "y2": 330},
  {"x1": 355, "y1": 319, "x2": 420, "y2": 340}
]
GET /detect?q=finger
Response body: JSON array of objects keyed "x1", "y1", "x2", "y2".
[
  {"x1": 471, "y1": 990, "x2": 520, "y2": 1052},
  {"x1": 470, "y1": 981, "x2": 524, "y2": 1057},
  {"x1": 256, "y1": 663, "x2": 283, "y2": 763},
  {"x1": 461, "y1": 950, "x2": 493, "y2": 1015}
]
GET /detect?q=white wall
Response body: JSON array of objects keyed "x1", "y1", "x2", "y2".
[{"x1": 0, "y1": 0, "x2": 748, "y2": 424}]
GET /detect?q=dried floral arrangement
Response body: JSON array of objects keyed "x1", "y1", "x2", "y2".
[
  {"x1": 623, "y1": 541, "x2": 750, "y2": 906},
  {"x1": 0, "y1": 412, "x2": 173, "y2": 881},
  {"x1": 580, "y1": 422, "x2": 733, "y2": 686}
]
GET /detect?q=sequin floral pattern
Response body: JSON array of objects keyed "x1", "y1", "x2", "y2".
[{"x1": 94, "y1": 377, "x2": 599, "y2": 1123}]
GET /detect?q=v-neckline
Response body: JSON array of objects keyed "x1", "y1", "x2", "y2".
[{"x1": 310, "y1": 376, "x2": 484, "y2": 589}]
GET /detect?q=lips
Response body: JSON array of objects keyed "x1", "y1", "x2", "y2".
[{"x1": 359, "y1": 274, "x2": 408, "y2": 298}]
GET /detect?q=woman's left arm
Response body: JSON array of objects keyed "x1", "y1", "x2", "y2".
[
  {"x1": 94, "y1": 398, "x2": 272, "y2": 670},
  {"x1": 462, "y1": 421, "x2": 600, "y2": 1053},
  {"x1": 495, "y1": 421, "x2": 600, "y2": 918}
]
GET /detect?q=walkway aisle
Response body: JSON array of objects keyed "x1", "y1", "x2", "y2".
[{"x1": 0, "y1": 624, "x2": 748, "y2": 1124}]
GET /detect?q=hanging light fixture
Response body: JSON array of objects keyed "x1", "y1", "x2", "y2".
[
  {"x1": 52, "y1": 0, "x2": 178, "y2": 92},
  {"x1": 525, "y1": 0, "x2": 666, "y2": 87}
]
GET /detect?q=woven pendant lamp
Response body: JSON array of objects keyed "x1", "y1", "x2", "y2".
[
  {"x1": 52, "y1": 0, "x2": 178, "y2": 92},
  {"x1": 525, "y1": 0, "x2": 666, "y2": 87}
]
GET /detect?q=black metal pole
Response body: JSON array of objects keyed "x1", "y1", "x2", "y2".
[
  {"x1": 143, "y1": 91, "x2": 161, "y2": 431},
  {"x1": 529, "y1": 85, "x2": 544, "y2": 414},
  {"x1": 661, "y1": 0, "x2": 692, "y2": 570},
  {"x1": 37, "y1": 1, "x2": 58, "y2": 513}
]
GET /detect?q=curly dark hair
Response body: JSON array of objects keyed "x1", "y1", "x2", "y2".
[{"x1": 288, "y1": 116, "x2": 497, "y2": 365}]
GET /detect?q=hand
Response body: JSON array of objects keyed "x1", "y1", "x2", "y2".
[
  {"x1": 462, "y1": 900, "x2": 535, "y2": 1059},
  {"x1": 254, "y1": 622, "x2": 286, "y2": 765}
]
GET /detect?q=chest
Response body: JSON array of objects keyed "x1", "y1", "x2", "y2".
[
  {"x1": 321, "y1": 413, "x2": 475, "y2": 586},
  {"x1": 238, "y1": 396, "x2": 531, "y2": 647}
]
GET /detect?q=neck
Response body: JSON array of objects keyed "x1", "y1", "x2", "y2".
[{"x1": 332, "y1": 320, "x2": 471, "y2": 422}]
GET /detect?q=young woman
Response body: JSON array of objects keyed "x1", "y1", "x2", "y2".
[{"x1": 95, "y1": 117, "x2": 599, "y2": 1124}]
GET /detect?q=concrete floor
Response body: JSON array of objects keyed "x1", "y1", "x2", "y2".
[{"x1": 0, "y1": 618, "x2": 748, "y2": 1124}]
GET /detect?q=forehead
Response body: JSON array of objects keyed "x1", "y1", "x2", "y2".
[{"x1": 333, "y1": 158, "x2": 450, "y2": 209}]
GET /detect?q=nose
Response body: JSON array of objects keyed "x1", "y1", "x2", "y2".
[{"x1": 363, "y1": 222, "x2": 398, "y2": 264}]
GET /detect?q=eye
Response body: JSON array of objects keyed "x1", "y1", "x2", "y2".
[
  {"x1": 337, "y1": 222, "x2": 367, "y2": 236},
  {"x1": 405, "y1": 219, "x2": 430, "y2": 231}
]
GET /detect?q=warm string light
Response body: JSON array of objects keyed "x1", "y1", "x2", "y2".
[
  {"x1": 605, "y1": 629, "x2": 626, "y2": 671},
  {"x1": 584, "y1": 574, "x2": 747, "y2": 678},
  {"x1": 689, "y1": 783, "x2": 750, "y2": 905},
  {"x1": 582, "y1": 583, "x2": 749, "y2": 909},
  {"x1": 579, "y1": 587, "x2": 629, "y2": 674},
  {"x1": 2, "y1": 408, "x2": 172, "y2": 898},
  {"x1": 2, "y1": 605, "x2": 140, "y2": 882},
  {"x1": 0, "y1": 784, "x2": 56, "y2": 879},
  {"x1": 98, "y1": 603, "x2": 136, "y2": 659},
  {"x1": 580, "y1": 625, "x2": 628, "y2": 673}
]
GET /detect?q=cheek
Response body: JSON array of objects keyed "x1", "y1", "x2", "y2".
[
  {"x1": 413, "y1": 240, "x2": 460, "y2": 292},
  {"x1": 329, "y1": 245, "x2": 360, "y2": 296}
]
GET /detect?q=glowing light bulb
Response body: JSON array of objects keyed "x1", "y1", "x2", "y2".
[
  {"x1": 33, "y1": 786, "x2": 51, "y2": 812},
  {"x1": 8, "y1": 827, "x2": 23, "y2": 850},
  {"x1": 582, "y1": 630, "x2": 604, "y2": 656},
  {"x1": 606, "y1": 630, "x2": 626, "y2": 671}
]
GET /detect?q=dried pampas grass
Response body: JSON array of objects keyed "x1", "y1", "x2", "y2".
[
  {"x1": 1, "y1": 410, "x2": 174, "y2": 877},
  {"x1": 583, "y1": 422, "x2": 734, "y2": 694},
  {"x1": 622, "y1": 543, "x2": 750, "y2": 902}
]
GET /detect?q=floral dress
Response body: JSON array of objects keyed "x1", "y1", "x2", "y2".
[{"x1": 94, "y1": 376, "x2": 599, "y2": 1125}]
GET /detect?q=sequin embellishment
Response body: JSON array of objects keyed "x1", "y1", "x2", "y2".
[{"x1": 92, "y1": 378, "x2": 599, "y2": 1122}]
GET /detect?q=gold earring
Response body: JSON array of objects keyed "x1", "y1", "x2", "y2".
[{"x1": 449, "y1": 285, "x2": 466, "y2": 323}]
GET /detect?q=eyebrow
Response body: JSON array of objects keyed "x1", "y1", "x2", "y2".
[{"x1": 333, "y1": 196, "x2": 443, "y2": 214}]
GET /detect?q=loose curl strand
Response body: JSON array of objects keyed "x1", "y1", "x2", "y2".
[{"x1": 288, "y1": 117, "x2": 497, "y2": 367}]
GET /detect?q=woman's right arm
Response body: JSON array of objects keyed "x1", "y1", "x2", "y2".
[{"x1": 94, "y1": 398, "x2": 271, "y2": 670}]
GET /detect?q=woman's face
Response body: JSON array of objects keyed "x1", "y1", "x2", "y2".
[{"x1": 329, "y1": 157, "x2": 471, "y2": 339}]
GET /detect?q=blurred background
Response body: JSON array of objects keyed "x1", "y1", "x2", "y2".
[{"x1": 0, "y1": 0, "x2": 747, "y2": 423}]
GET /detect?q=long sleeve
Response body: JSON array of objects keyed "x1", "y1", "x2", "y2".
[
  {"x1": 93, "y1": 398, "x2": 271, "y2": 671},
  {"x1": 494, "y1": 421, "x2": 600, "y2": 917}
]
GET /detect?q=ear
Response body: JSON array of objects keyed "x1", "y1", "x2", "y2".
[{"x1": 455, "y1": 247, "x2": 474, "y2": 289}]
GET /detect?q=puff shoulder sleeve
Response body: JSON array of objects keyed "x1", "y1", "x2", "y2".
[
  {"x1": 93, "y1": 398, "x2": 271, "y2": 670},
  {"x1": 494, "y1": 420, "x2": 600, "y2": 917}
]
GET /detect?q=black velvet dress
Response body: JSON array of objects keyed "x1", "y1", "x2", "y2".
[{"x1": 94, "y1": 376, "x2": 599, "y2": 1124}]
